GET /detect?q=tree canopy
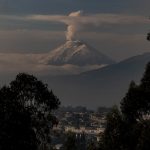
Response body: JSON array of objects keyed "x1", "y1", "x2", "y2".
[
  {"x1": 0, "y1": 73, "x2": 60, "y2": 150},
  {"x1": 100, "y1": 62, "x2": 150, "y2": 150}
]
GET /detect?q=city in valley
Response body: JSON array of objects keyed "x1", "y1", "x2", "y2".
[{"x1": 51, "y1": 106, "x2": 109, "y2": 149}]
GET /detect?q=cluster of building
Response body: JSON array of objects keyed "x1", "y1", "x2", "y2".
[{"x1": 51, "y1": 106, "x2": 109, "y2": 149}]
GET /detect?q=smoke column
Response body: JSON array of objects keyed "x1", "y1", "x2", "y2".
[{"x1": 66, "y1": 11, "x2": 82, "y2": 41}]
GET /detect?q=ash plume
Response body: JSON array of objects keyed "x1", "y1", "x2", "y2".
[{"x1": 66, "y1": 11, "x2": 82, "y2": 41}]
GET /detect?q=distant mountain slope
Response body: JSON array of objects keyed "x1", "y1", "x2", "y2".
[
  {"x1": 41, "y1": 53, "x2": 150, "y2": 109},
  {"x1": 40, "y1": 40, "x2": 115, "y2": 66},
  {"x1": 80, "y1": 52, "x2": 150, "y2": 79}
]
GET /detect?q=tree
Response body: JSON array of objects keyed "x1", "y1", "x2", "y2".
[
  {"x1": 120, "y1": 81, "x2": 143, "y2": 123},
  {"x1": 136, "y1": 120, "x2": 150, "y2": 150},
  {"x1": 121, "y1": 62, "x2": 150, "y2": 122},
  {"x1": 100, "y1": 106, "x2": 123, "y2": 150},
  {"x1": 97, "y1": 62, "x2": 150, "y2": 150},
  {"x1": 62, "y1": 132, "x2": 77, "y2": 150},
  {"x1": 0, "y1": 86, "x2": 38, "y2": 150},
  {"x1": 87, "y1": 139, "x2": 98, "y2": 150},
  {"x1": 147, "y1": 33, "x2": 150, "y2": 41},
  {"x1": 0, "y1": 73, "x2": 60, "y2": 150}
]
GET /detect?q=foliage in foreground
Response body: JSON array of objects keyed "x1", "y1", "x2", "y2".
[
  {"x1": 0, "y1": 73, "x2": 60, "y2": 150},
  {"x1": 100, "y1": 62, "x2": 150, "y2": 150}
]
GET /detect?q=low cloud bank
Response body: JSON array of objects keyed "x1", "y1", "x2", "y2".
[{"x1": 0, "y1": 53, "x2": 104, "y2": 75}]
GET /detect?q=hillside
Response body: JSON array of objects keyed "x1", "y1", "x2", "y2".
[{"x1": 41, "y1": 53, "x2": 150, "y2": 109}]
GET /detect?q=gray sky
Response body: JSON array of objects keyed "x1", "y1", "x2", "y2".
[{"x1": 0, "y1": 0, "x2": 149, "y2": 77}]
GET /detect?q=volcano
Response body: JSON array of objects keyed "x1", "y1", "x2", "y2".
[{"x1": 41, "y1": 40, "x2": 115, "y2": 66}]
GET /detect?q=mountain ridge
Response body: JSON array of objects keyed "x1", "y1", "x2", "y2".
[{"x1": 41, "y1": 52, "x2": 150, "y2": 108}]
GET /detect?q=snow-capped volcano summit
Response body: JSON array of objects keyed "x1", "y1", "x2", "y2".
[{"x1": 41, "y1": 40, "x2": 115, "y2": 66}]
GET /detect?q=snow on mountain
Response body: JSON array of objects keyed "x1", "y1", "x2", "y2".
[{"x1": 40, "y1": 40, "x2": 115, "y2": 66}]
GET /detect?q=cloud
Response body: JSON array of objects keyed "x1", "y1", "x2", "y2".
[
  {"x1": 0, "y1": 52, "x2": 104, "y2": 75},
  {"x1": 0, "y1": 10, "x2": 149, "y2": 78},
  {"x1": 24, "y1": 13, "x2": 149, "y2": 25},
  {"x1": 0, "y1": 12, "x2": 149, "y2": 40},
  {"x1": 0, "y1": 30, "x2": 65, "y2": 53},
  {"x1": 0, "y1": 29, "x2": 149, "y2": 61},
  {"x1": 0, "y1": 30, "x2": 149, "y2": 76}
]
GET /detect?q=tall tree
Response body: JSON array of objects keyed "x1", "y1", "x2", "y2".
[
  {"x1": 120, "y1": 81, "x2": 143, "y2": 123},
  {"x1": 121, "y1": 62, "x2": 150, "y2": 122},
  {"x1": 101, "y1": 62, "x2": 150, "y2": 150},
  {"x1": 62, "y1": 132, "x2": 77, "y2": 150},
  {"x1": 0, "y1": 73, "x2": 60, "y2": 150},
  {"x1": 100, "y1": 106, "x2": 123, "y2": 150},
  {"x1": 147, "y1": 33, "x2": 150, "y2": 41}
]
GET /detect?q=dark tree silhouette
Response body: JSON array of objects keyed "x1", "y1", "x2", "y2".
[
  {"x1": 87, "y1": 140, "x2": 98, "y2": 150},
  {"x1": 120, "y1": 81, "x2": 143, "y2": 123},
  {"x1": 121, "y1": 62, "x2": 150, "y2": 122},
  {"x1": 0, "y1": 73, "x2": 60, "y2": 150},
  {"x1": 100, "y1": 62, "x2": 150, "y2": 150},
  {"x1": 62, "y1": 132, "x2": 77, "y2": 150},
  {"x1": 100, "y1": 106, "x2": 123, "y2": 150},
  {"x1": 136, "y1": 120, "x2": 150, "y2": 150},
  {"x1": 147, "y1": 33, "x2": 150, "y2": 41}
]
